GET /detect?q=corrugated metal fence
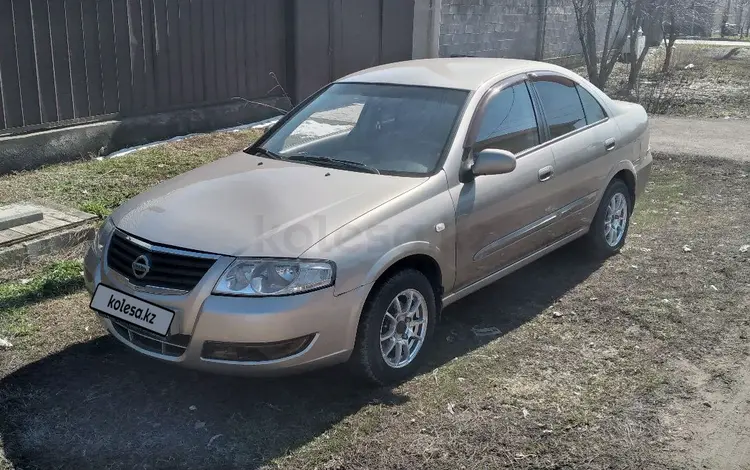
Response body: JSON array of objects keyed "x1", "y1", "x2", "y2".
[{"x1": 0, "y1": 0, "x2": 415, "y2": 136}]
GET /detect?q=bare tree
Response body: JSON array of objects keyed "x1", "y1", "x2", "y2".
[
  {"x1": 661, "y1": 2, "x2": 680, "y2": 72},
  {"x1": 659, "y1": 0, "x2": 717, "y2": 72},
  {"x1": 572, "y1": 0, "x2": 630, "y2": 89},
  {"x1": 626, "y1": 0, "x2": 669, "y2": 90},
  {"x1": 721, "y1": 0, "x2": 732, "y2": 36}
]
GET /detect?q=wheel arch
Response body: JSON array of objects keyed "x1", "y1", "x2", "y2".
[
  {"x1": 599, "y1": 160, "x2": 638, "y2": 208},
  {"x1": 357, "y1": 243, "x2": 447, "y2": 322}
]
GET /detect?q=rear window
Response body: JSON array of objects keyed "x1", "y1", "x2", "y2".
[{"x1": 577, "y1": 85, "x2": 607, "y2": 124}]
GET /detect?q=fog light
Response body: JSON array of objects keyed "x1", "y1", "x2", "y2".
[{"x1": 201, "y1": 335, "x2": 315, "y2": 362}]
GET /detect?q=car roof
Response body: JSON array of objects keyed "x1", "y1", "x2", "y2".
[{"x1": 337, "y1": 58, "x2": 570, "y2": 91}]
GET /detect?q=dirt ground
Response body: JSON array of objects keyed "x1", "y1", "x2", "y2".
[{"x1": 0, "y1": 153, "x2": 749, "y2": 470}]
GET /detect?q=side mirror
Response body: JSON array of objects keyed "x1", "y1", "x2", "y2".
[{"x1": 471, "y1": 148, "x2": 517, "y2": 176}]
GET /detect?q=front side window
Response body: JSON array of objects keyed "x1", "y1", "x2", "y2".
[
  {"x1": 474, "y1": 82, "x2": 539, "y2": 154},
  {"x1": 257, "y1": 83, "x2": 469, "y2": 175},
  {"x1": 533, "y1": 77, "x2": 587, "y2": 139}
]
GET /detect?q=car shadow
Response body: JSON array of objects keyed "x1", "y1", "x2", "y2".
[{"x1": 0, "y1": 244, "x2": 603, "y2": 470}]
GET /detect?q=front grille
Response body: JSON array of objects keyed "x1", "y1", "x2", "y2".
[
  {"x1": 110, "y1": 317, "x2": 190, "y2": 357},
  {"x1": 106, "y1": 231, "x2": 216, "y2": 292}
]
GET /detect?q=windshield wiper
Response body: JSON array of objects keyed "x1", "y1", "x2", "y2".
[
  {"x1": 250, "y1": 147, "x2": 285, "y2": 160},
  {"x1": 286, "y1": 155, "x2": 381, "y2": 175}
]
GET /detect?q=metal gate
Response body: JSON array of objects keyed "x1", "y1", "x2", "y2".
[
  {"x1": 292, "y1": 0, "x2": 414, "y2": 102},
  {"x1": 0, "y1": 0, "x2": 414, "y2": 135}
]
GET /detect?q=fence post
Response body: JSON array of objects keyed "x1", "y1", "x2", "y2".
[
  {"x1": 413, "y1": 0, "x2": 441, "y2": 58},
  {"x1": 536, "y1": 0, "x2": 548, "y2": 60}
]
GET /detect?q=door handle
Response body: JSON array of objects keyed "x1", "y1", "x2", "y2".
[
  {"x1": 538, "y1": 166, "x2": 554, "y2": 182},
  {"x1": 604, "y1": 138, "x2": 616, "y2": 151}
]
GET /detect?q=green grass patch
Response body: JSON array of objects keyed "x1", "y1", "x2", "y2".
[
  {"x1": 0, "y1": 129, "x2": 261, "y2": 218},
  {"x1": 0, "y1": 260, "x2": 84, "y2": 338}
]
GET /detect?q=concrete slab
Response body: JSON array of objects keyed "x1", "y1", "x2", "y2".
[
  {"x1": 0, "y1": 204, "x2": 43, "y2": 231},
  {"x1": 0, "y1": 224, "x2": 96, "y2": 268},
  {"x1": 0, "y1": 203, "x2": 97, "y2": 248}
]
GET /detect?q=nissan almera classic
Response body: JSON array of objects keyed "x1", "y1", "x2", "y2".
[{"x1": 85, "y1": 58, "x2": 652, "y2": 385}]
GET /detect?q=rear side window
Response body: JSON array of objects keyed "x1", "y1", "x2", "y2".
[
  {"x1": 533, "y1": 78, "x2": 586, "y2": 139},
  {"x1": 475, "y1": 82, "x2": 540, "y2": 154},
  {"x1": 577, "y1": 85, "x2": 607, "y2": 124}
]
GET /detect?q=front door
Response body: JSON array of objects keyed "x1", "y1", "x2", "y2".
[{"x1": 452, "y1": 80, "x2": 557, "y2": 290}]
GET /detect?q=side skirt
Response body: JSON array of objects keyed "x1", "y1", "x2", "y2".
[{"x1": 442, "y1": 227, "x2": 588, "y2": 307}]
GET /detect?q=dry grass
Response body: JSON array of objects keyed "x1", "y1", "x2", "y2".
[
  {"x1": 0, "y1": 154, "x2": 748, "y2": 469},
  {"x1": 575, "y1": 44, "x2": 750, "y2": 119},
  {"x1": 0, "y1": 129, "x2": 261, "y2": 218},
  {"x1": 611, "y1": 45, "x2": 750, "y2": 118}
]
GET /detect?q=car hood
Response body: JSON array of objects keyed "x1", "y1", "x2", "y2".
[{"x1": 111, "y1": 152, "x2": 426, "y2": 258}]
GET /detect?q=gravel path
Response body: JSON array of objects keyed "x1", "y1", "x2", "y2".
[{"x1": 649, "y1": 116, "x2": 750, "y2": 162}]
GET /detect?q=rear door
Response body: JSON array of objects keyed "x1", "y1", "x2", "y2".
[
  {"x1": 529, "y1": 74, "x2": 621, "y2": 237},
  {"x1": 452, "y1": 79, "x2": 557, "y2": 289}
]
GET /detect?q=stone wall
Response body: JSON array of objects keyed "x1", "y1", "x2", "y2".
[{"x1": 438, "y1": 0, "x2": 622, "y2": 64}]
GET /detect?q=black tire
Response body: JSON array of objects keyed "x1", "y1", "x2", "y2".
[
  {"x1": 584, "y1": 178, "x2": 632, "y2": 258},
  {"x1": 349, "y1": 269, "x2": 437, "y2": 386}
]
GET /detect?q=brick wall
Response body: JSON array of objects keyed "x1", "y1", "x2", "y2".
[{"x1": 438, "y1": 0, "x2": 621, "y2": 63}]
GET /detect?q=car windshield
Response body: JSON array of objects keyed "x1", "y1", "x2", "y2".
[{"x1": 256, "y1": 83, "x2": 469, "y2": 176}]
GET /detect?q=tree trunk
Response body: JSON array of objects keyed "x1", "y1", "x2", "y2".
[
  {"x1": 662, "y1": 39, "x2": 676, "y2": 73},
  {"x1": 626, "y1": 0, "x2": 645, "y2": 91},
  {"x1": 662, "y1": 15, "x2": 677, "y2": 73}
]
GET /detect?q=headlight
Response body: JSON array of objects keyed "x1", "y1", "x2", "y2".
[
  {"x1": 92, "y1": 218, "x2": 115, "y2": 257},
  {"x1": 213, "y1": 259, "x2": 335, "y2": 296}
]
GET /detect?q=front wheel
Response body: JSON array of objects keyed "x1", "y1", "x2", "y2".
[
  {"x1": 349, "y1": 269, "x2": 437, "y2": 386},
  {"x1": 584, "y1": 179, "x2": 632, "y2": 258}
]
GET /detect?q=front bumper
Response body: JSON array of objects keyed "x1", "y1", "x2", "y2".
[{"x1": 83, "y1": 247, "x2": 368, "y2": 376}]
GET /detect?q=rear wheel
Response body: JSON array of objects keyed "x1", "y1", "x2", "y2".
[
  {"x1": 349, "y1": 269, "x2": 436, "y2": 386},
  {"x1": 584, "y1": 179, "x2": 632, "y2": 258}
]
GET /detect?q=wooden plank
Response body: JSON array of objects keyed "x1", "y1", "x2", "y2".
[
  {"x1": 47, "y1": 0, "x2": 73, "y2": 121},
  {"x1": 166, "y1": 0, "x2": 182, "y2": 105},
  {"x1": 293, "y1": 0, "x2": 331, "y2": 101},
  {"x1": 6, "y1": 224, "x2": 41, "y2": 237},
  {"x1": 112, "y1": 0, "x2": 133, "y2": 113},
  {"x1": 141, "y1": 0, "x2": 156, "y2": 110},
  {"x1": 30, "y1": 0, "x2": 58, "y2": 123},
  {"x1": 178, "y1": 0, "x2": 194, "y2": 103},
  {"x1": 152, "y1": 0, "x2": 170, "y2": 109},
  {"x1": 212, "y1": 0, "x2": 227, "y2": 99},
  {"x1": 0, "y1": 230, "x2": 20, "y2": 245},
  {"x1": 12, "y1": 0, "x2": 42, "y2": 125},
  {"x1": 81, "y1": 0, "x2": 104, "y2": 116},
  {"x1": 267, "y1": 0, "x2": 286, "y2": 95},
  {"x1": 0, "y1": 0, "x2": 23, "y2": 129},
  {"x1": 233, "y1": 0, "x2": 246, "y2": 98},
  {"x1": 34, "y1": 216, "x2": 69, "y2": 229},
  {"x1": 42, "y1": 208, "x2": 84, "y2": 223},
  {"x1": 224, "y1": 0, "x2": 238, "y2": 97},
  {"x1": 255, "y1": 0, "x2": 267, "y2": 96},
  {"x1": 201, "y1": 0, "x2": 216, "y2": 101},
  {"x1": 201, "y1": 0, "x2": 214, "y2": 101},
  {"x1": 189, "y1": 0, "x2": 204, "y2": 103},
  {"x1": 381, "y1": 0, "x2": 414, "y2": 64},
  {"x1": 338, "y1": 0, "x2": 380, "y2": 78},
  {"x1": 65, "y1": 0, "x2": 89, "y2": 118},
  {"x1": 126, "y1": 0, "x2": 146, "y2": 112},
  {"x1": 244, "y1": 0, "x2": 257, "y2": 98},
  {"x1": 97, "y1": 0, "x2": 119, "y2": 114}
]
